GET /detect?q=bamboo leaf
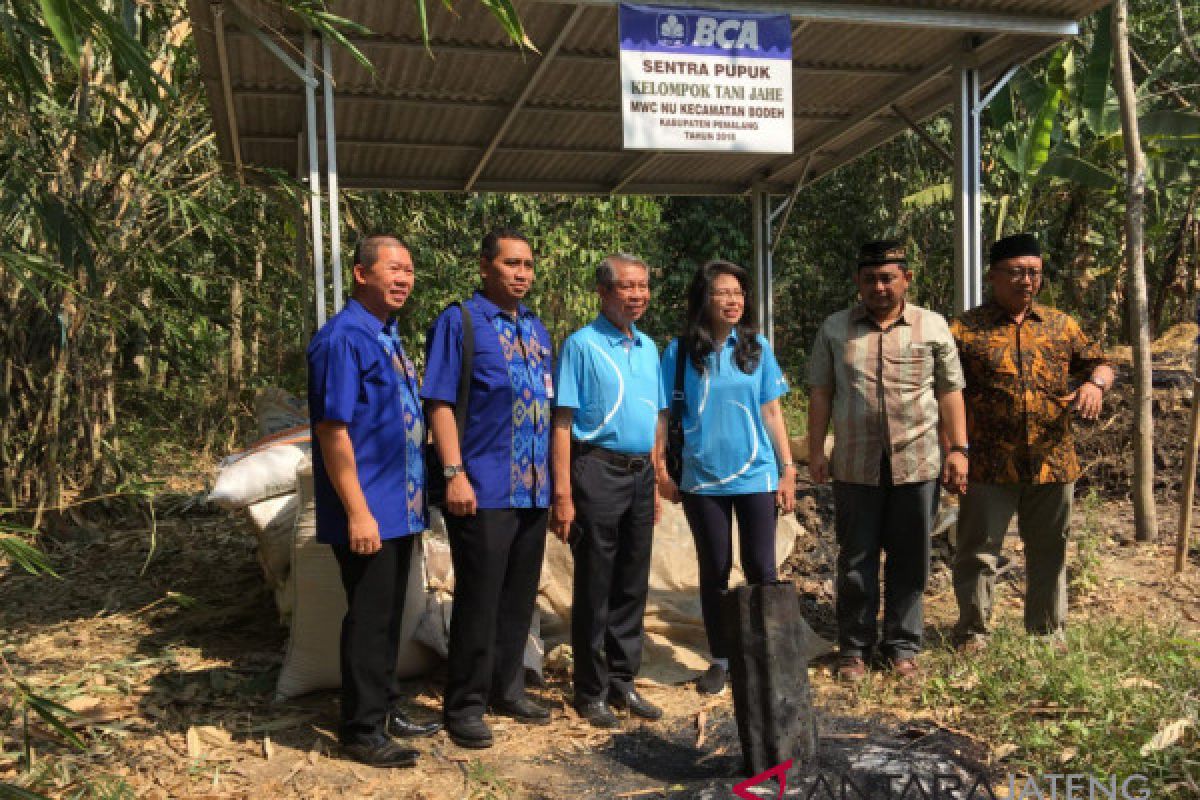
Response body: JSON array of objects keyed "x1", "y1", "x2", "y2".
[
  {"x1": 0, "y1": 11, "x2": 49, "y2": 98},
  {"x1": 0, "y1": 251, "x2": 69, "y2": 310},
  {"x1": 37, "y1": 0, "x2": 80, "y2": 68},
  {"x1": 20, "y1": 688, "x2": 85, "y2": 749},
  {"x1": 0, "y1": 534, "x2": 58, "y2": 577},
  {"x1": 477, "y1": 0, "x2": 537, "y2": 52},
  {"x1": 415, "y1": 0, "x2": 432, "y2": 54}
]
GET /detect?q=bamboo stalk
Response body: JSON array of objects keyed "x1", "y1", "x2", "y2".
[{"x1": 1176, "y1": 319, "x2": 1200, "y2": 573}]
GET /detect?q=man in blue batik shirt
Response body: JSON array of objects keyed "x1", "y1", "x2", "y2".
[
  {"x1": 422, "y1": 228, "x2": 554, "y2": 749},
  {"x1": 307, "y1": 235, "x2": 440, "y2": 768},
  {"x1": 550, "y1": 254, "x2": 666, "y2": 729}
]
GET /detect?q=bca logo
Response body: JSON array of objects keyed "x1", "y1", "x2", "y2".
[
  {"x1": 693, "y1": 16, "x2": 759, "y2": 49},
  {"x1": 656, "y1": 13, "x2": 686, "y2": 46}
]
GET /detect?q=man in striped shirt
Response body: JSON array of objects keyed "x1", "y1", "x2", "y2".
[{"x1": 807, "y1": 240, "x2": 968, "y2": 682}]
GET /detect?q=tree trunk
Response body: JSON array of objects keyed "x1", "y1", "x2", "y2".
[
  {"x1": 1150, "y1": 192, "x2": 1196, "y2": 335},
  {"x1": 229, "y1": 277, "x2": 244, "y2": 399},
  {"x1": 249, "y1": 239, "x2": 263, "y2": 378},
  {"x1": 1113, "y1": 0, "x2": 1159, "y2": 543}
]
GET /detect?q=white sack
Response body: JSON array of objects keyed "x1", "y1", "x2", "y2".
[
  {"x1": 243, "y1": 493, "x2": 299, "y2": 590},
  {"x1": 537, "y1": 505, "x2": 830, "y2": 685},
  {"x1": 274, "y1": 456, "x2": 440, "y2": 700},
  {"x1": 412, "y1": 521, "x2": 544, "y2": 676},
  {"x1": 209, "y1": 441, "x2": 308, "y2": 510},
  {"x1": 256, "y1": 387, "x2": 308, "y2": 436}
]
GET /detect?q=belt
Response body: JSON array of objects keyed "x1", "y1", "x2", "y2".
[{"x1": 574, "y1": 442, "x2": 652, "y2": 473}]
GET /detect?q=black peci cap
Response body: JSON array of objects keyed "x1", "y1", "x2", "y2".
[
  {"x1": 989, "y1": 233, "x2": 1041, "y2": 265},
  {"x1": 857, "y1": 239, "x2": 907, "y2": 269}
]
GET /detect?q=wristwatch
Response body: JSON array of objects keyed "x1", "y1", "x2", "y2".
[
  {"x1": 1088, "y1": 375, "x2": 1110, "y2": 391},
  {"x1": 949, "y1": 445, "x2": 970, "y2": 457},
  {"x1": 443, "y1": 464, "x2": 465, "y2": 479}
]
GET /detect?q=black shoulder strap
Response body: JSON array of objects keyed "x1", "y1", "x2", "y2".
[
  {"x1": 671, "y1": 337, "x2": 687, "y2": 413},
  {"x1": 454, "y1": 301, "x2": 474, "y2": 441}
]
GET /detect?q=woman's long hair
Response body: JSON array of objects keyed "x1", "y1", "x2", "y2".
[{"x1": 682, "y1": 260, "x2": 762, "y2": 374}]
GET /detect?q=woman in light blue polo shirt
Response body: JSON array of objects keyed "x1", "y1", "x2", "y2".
[{"x1": 655, "y1": 260, "x2": 797, "y2": 695}]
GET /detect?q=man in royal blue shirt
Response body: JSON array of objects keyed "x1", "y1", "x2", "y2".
[
  {"x1": 422, "y1": 228, "x2": 554, "y2": 748},
  {"x1": 307, "y1": 234, "x2": 440, "y2": 768},
  {"x1": 551, "y1": 254, "x2": 665, "y2": 728}
]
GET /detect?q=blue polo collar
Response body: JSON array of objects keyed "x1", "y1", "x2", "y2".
[{"x1": 594, "y1": 313, "x2": 642, "y2": 346}]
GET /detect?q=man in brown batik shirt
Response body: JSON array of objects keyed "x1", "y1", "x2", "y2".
[{"x1": 950, "y1": 233, "x2": 1115, "y2": 649}]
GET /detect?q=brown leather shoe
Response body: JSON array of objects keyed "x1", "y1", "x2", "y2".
[
  {"x1": 889, "y1": 657, "x2": 919, "y2": 679},
  {"x1": 835, "y1": 656, "x2": 867, "y2": 683}
]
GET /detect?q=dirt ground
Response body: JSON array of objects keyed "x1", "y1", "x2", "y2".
[{"x1": 3, "y1": 327, "x2": 1199, "y2": 799}]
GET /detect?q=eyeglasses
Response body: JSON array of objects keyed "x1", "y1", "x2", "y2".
[
  {"x1": 995, "y1": 267, "x2": 1043, "y2": 282},
  {"x1": 710, "y1": 289, "x2": 746, "y2": 300}
]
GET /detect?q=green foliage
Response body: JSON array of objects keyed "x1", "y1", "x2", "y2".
[
  {"x1": 1068, "y1": 489, "x2": 1104, "y2": 597},
  {"x1": 1, "y1": 0, "x2": 1198, "y2": 526},
  {"x1": 919, "y1": 623, "x2": 1199, "y2": 794}
]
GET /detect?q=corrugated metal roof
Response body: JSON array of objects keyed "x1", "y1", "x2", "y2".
[{"x1": 188, "y1": 0, "x2": 1107, "y2": 195}]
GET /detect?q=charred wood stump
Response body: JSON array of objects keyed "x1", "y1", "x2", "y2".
[{"x1": 720, "y1": 581, "x2": 819, "y2": 784}]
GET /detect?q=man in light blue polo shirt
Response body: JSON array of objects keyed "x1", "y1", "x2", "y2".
[{"x1": 551, "y1": 254, "x2": 665, "y2": 729}]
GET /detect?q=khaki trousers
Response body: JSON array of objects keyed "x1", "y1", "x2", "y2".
[{"x1": 952, "y1": 481, "x2": 1073, "y2": 638}]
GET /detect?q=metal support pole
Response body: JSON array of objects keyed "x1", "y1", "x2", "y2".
[
  {"x1": 304, "y1": 30, "x2": 327, "y2": 329},
  {"x1": 210, "y1": 3, "x2": 244, "y2": 182},
  {"x1": 296, "y1": 134, "x2": 312, "y2": 341},
  {"x1": 751, "y1": 187, "x2": 774, "y2": 345},
  {"x1": 952, "y1": 66, "x2": 984, "y2": 314},
  {"x1": 322, "y1": 35, "x2": 343, "y2": 312}
]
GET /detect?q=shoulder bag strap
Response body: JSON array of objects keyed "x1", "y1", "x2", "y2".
[{"x1": 671, "y1": 337, "x2": 687, "y2": 418}]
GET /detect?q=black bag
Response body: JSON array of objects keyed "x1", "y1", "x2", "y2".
[
  {"x1": 665, "y1": 338, "x2": 687, "y2": 485},
  {"x1": 425, "y1": 301, "x2": 474, "y2": 508},
  {"x1": 720, "y1": 581, "x2": 819, "y2": 781}
]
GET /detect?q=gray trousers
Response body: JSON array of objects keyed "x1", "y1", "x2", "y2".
[
  {"x1": 952, "y1": 481, "x2": 1073, "y2": 638},
  {"x1": 832, "y1": 462, "x2": 938, "y2": 661}
]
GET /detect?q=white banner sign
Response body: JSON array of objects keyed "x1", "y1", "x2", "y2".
[{"x1": 619, "y1": 3, "x2": 793, "y2": 153}]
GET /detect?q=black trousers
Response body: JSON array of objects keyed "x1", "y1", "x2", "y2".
[
  {"x1": 331, "y1": 534, "x2": 416, "y2": 743},
  {"x1": 832, "y1": 458, "x2": 937, "y2": 661},
  {"x1": 680, "y1": 492, "x2": 778, "y2": 660},
  {"x1": 569, "y1": 452, "x2": 655, "y2": 704},
  {"x1": 444, "y1": 507, "x2": 547, "y2": 723}
]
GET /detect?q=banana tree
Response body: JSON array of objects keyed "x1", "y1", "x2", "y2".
[{"x1": 903, "y1": 8, "x2": 1200, "y2": 248}]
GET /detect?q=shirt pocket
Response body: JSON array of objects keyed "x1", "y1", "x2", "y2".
[
  {"x1": 883, "y1": 343, "x2": 934, "y2": 388},
  {"x1": 978, "y1": 338, "x2": 1019, "y2": 377},
  {"x1": 471, "y1": 335, "x2": 512, "y2": 392}
]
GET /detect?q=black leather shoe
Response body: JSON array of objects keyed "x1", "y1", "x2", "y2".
[
  {"x1": 446, "y1": 716, "x2": 493, "y2": 749},
  {"x1": 695, "y1": 663, "x2": 728, "y2": 695},
  {"x1": 341, "y1": 734, "x2": 420, "y2": 767},
  {"x1": 609, "y1": 689, "x2": 662, "y2": 720},
  {"x1": 489, "y1": 695, "x2": 551, "y2": 725},
  {"x1": 575, "y1": 700, "x2": 620, "y2": 729},
  {"x1": 387, "y1": 707, "x2": 441, "y2": 738}
]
